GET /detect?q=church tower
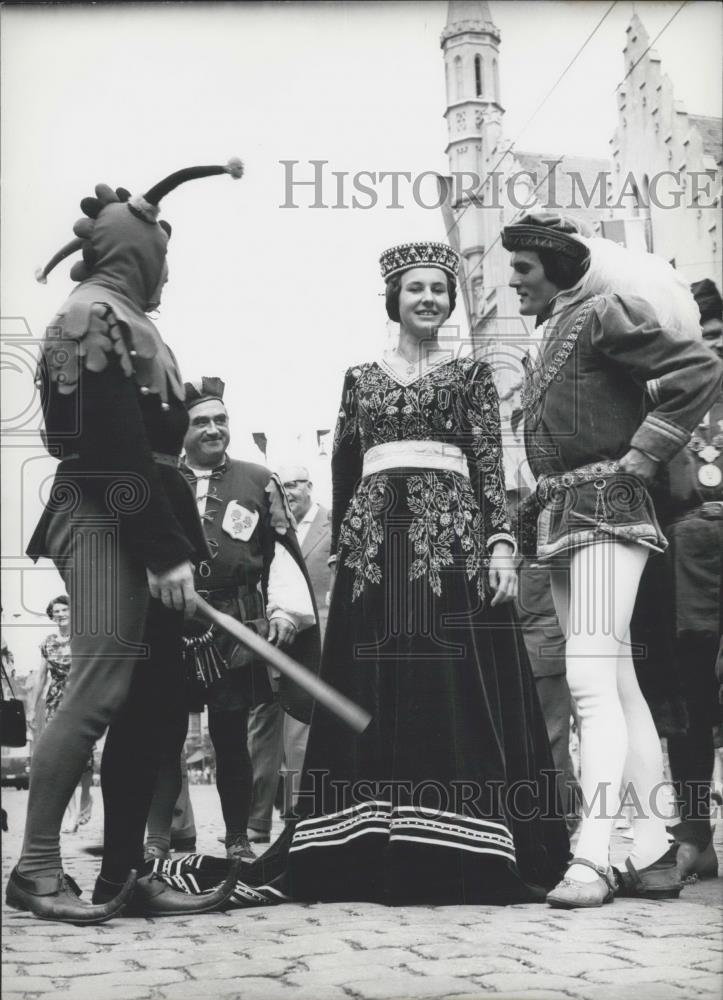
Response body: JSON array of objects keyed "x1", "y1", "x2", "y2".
[{"x1": 440, "y1": 0, "x2": 503, "y2": 323}]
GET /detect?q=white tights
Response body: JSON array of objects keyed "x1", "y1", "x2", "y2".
[{"x1": 550, "y1": 542, "x2": 669, "y2": 881}]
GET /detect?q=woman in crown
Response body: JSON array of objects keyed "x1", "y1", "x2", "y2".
[{"x1": 162, "y1": 240, "x2": 569, "y2": 907}]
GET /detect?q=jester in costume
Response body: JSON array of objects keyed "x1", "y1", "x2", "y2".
[{"x1": 6, "y1": 160, "x2": 250, "y2": 923}]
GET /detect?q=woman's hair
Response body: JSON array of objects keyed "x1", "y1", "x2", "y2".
[
  {"x1": 385, "y1": 271, "x2": 457, "y2": 323},
  {"x1": 46, "y1": 594, "x2": 69, "y2": 620},
  {"x1": 536, "y1": 248, "x2": 590, "y2": 291}
]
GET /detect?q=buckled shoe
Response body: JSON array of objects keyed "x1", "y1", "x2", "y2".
[
  {"x1": 614, "y1": 845, "x2": 682, "y2": 899},
  {"x1": 547, "y1": 857, "x2": 618, "y2": 909}
]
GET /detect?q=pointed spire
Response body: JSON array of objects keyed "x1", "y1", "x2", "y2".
[
  {"x1": 446, "y1": 1, "x2": 493, "y2": 28},
  {"x1": 442, "y1": 0, "x2": 499, "y2": 44}
]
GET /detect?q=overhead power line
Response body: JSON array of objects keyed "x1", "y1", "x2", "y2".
[
  {"x1": 451, "y1": 0, "x2": 695, "y2": 295},
  {"x1": 613, "y1": 0, "x2": 688, "y2": 93},
  {"x1": 446, "y1": 0, "x2": 618, "y2": 242}
]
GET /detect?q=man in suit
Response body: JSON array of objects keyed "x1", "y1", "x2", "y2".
[
  {"x1": 281, "y1": 466, "x2": 332, "y2": 640},
  {"x1": 247, "y1": 464, "x2": 331, "y2": 843}
]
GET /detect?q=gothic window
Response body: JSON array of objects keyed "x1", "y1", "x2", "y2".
[
  {"x1": 492, "y1": 57, "x2": 499, "y2": 100},
  {"x1": 474, "y1": 55, "x2": 483, "y2": 97},
  {"x1": 455, "y1": 56, "x2": 463, "y2": 100}
]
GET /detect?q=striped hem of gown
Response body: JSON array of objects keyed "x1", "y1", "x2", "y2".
[
  {"x1": 289, "y1": 800, "x2": 517, "y2": 861},
  {"x1": 150, "y1": 855, "x2": 290, "y2": 908}
]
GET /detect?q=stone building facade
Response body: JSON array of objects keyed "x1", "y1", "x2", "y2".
[
  {"x1": 439, "y1": 0, "x2": 721, "y2": 489},
  {"x1": 608, "y1": 14, "x2": 721, "y2": 285}
]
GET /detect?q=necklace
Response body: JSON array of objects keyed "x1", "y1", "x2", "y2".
[{"x1": 392, "y1": 348, "x2": 419, "y2": 377}]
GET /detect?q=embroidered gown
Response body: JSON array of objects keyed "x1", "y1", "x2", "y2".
[{"x1": 156, "y1": 356, "x2": 569, "y2": 905}]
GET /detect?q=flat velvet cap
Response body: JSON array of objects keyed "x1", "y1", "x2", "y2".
[{"x1": 501, "y1": 213, "x2": 590, "y2": 262}]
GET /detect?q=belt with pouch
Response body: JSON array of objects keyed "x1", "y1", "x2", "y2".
[
  {"x1": 194, "y1": 584, "x2": 264, "y2": 621},
  {"x1": 183, "y1": 583, "x2": 268, "y2": 688}
]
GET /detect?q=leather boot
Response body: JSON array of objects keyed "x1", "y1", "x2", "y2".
[
  {"x1": 6, "y1": 867, "x2": 136, "y2": 924},
  {"x1": 675, "y1": 841, "x2": 719, "y2": 880}
]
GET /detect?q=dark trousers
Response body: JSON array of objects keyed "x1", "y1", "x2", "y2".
[
  {"x1": 208, "y1": 705, "x2": 254, "y2": 843},
  {"x1": 247, "y1": 701, "x2": 311, "y2": 831},
  {"x1": 533, "y1": 674, "x2": 578, "y2": 821},
  {"x1": 247, "y1": 700, "x2": 285, "y2": 835},
  {"x1": 667, "y1": 632, "x2": 719, "y2": 849},
  {"x1": 516, "y1": 559, "x2": 580, "y2": 821},
  {"x1": 18, "y1": 512, "x2": 187, "y2": 883}
]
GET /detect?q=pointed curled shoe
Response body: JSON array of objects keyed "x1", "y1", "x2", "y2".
[
  {"x1": 547, "y1": 857, "x2": 618, "y2": 909},
  {"x1": 5, "y1": 867, "x2": 136, "y2": 925},
  {"x1": 614, "y1": 845, "x2": 683, "y2": 900},
  {"x1": 94, "y1": 859, "x2": 242, "y2": 916},
  {"x1": 133, "y1": 858, "x2": 242, "y2": 916}
]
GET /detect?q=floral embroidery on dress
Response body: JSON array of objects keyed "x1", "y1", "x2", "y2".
[
  {"x1": 408, "y1": 472, "x2": 485, "y2": 598},
  {"x1": 332, "y1": 357, "x2": 513, "y2": 600},
  {"x1": 338, "y1": 474, "x2": 388, "y2": 600}
]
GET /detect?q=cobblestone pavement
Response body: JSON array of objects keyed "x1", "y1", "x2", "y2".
[{"x1": 2, "y1": 785, "x2": 721, "y2": 1000}]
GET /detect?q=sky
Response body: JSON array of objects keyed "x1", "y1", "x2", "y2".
[{"x1": 1, "y1": 0, "x2": 721, "y2": 665}]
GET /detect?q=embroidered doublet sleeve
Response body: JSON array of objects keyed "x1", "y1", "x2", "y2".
[
  {"x1": 330, "y1": 366, "x2": 363, "y2": 556},
  {"x1": 462, "y1": 362, "x2": 515, "y2": 552},
  {"x1": 591, "y1": 295, "x2": 723, "y2": 463}
]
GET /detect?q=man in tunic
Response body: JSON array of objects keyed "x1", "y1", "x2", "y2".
[
  {"x1": 173, "y1": 381, "x2": 319, "y2": 861},
  {"x1": 502, "y1": 212, "x2": 722, "y2": 906}
]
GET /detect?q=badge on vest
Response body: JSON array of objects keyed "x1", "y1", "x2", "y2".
[
  {"x1": 222, "y1": 501, "x2": 259, "y2": 541},
  {"x1": 698, "y1": 463, "x2": 722, "y2": 487}
]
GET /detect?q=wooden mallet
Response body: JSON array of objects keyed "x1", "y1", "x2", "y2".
[{"x1": 194, "y1": 595, "x2": 372, "y2": 734}]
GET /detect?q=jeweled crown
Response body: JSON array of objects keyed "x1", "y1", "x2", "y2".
[{"x1": 379, "y1": 242, "x2": 460, "y2": 281}]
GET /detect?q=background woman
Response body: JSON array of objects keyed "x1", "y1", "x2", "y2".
[
  {"x1": 502, "y1": 212, "x2": 722, "y2": 908},
  {"x1": 32, "y1": 595, "x2": 93, "y2": 833}
]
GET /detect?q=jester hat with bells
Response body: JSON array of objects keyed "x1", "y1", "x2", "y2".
[{"x1": 35, "y1": 159, "x2": 244, "y2": 407}]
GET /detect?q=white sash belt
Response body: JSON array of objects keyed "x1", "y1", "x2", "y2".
[{"x1": 362, "y1": 441, "x2": 468, "y2": 478}]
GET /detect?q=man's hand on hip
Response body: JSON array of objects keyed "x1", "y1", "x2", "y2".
[
  {"x1": 268, "y1": 616, "x2": 297, "y2": 648},
  {"x1": 618, "y1": 447, "x2": 659, "y2": 485}
]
